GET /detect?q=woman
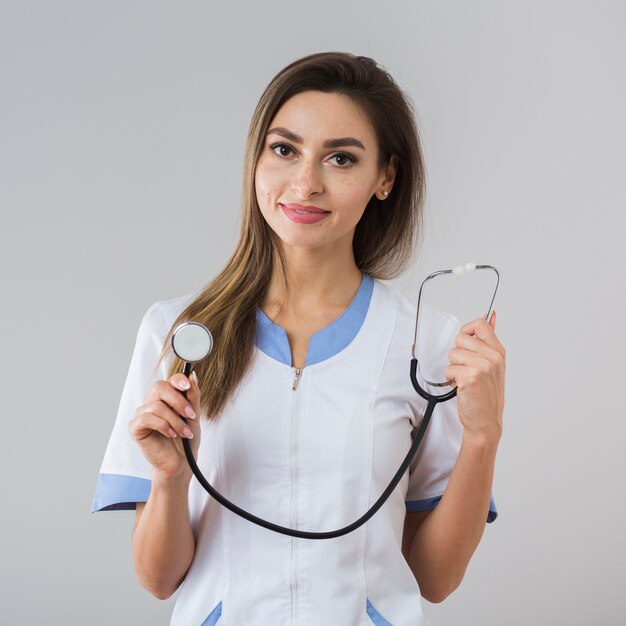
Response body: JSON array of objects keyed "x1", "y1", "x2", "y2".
[{"x1": 93, "y1": 51, "x2": 505, "y2": 626}]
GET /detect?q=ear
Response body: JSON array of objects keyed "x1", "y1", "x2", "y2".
[
  {"x1": 376, "y1": 155, "x2": 398, "y2": 200},
  {"x1": 386, "y1": 155, "x2": 398, "y2": 184}
]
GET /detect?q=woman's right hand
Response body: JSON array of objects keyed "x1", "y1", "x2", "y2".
[{"x1": 129, "y1": 371, "x2": 202, "y2": 479}]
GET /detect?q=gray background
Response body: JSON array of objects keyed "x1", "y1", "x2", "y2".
[{"x1": 1, "y1": 1, "x2": 624, "y2": 624}]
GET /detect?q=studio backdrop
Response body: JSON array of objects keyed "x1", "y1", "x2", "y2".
[{"x1": 1, "y1": 1, "x2": 624, "y2": 625}]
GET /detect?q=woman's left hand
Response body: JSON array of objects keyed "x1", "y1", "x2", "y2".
[{"x1": 444, "y1": 311, "x2": 506, "y2": 443}]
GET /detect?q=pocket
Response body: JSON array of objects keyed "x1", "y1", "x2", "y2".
[
  {"x1": 366, "y1": 598, "x2": 393, "y2": 626},
  {"x1": 200, "y1": 601, "x2": 222, "y2": 626}
]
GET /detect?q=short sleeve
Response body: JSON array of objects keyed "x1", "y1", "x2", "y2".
[
  {"x1": 91, "y1": 302, "x2": 171, "y2": 512},
  {"x1": 404, "y1": 306, "x2": 498, "y2": 523}
]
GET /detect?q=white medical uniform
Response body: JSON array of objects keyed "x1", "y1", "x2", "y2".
[{"x1": 93, "y1": 275, "x2": 497, "y2": 626}]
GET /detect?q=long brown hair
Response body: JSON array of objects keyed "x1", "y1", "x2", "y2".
[{"x1": 157, "y1": 51, "x2": 426, "y2": 419}]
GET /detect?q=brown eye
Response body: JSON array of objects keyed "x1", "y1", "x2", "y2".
[
  {"x1": 329, "y1": 153, "x2": 356, "y2": 167},
  {"x1": 270, "y1": 143, "x2": 294, "y2": 158}
]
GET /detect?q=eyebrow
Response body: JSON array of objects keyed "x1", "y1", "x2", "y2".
[{"x1": 266, "y1": 127, "x2": 366, "y2": 150}]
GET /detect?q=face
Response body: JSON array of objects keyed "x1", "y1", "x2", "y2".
[{"x1": 254, "y1": 90, "x2": 394, "y2": 256}]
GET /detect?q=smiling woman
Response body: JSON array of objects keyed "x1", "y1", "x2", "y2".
[
  {"x1": 92, "y1": 51, "x2": 503, "y2": 626},
  {"x1": 255, "y1": 91, "x2": 394, "y2": 254}
]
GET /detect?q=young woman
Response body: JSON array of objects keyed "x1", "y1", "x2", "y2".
[{"x1": 93, "y1": 51, "x2": 505, "y2": 626}]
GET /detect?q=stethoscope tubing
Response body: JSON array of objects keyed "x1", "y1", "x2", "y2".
[
  {"x1": 175, "y1": 263, "x2": 497, "y2": 539},
  {"x1": 179, "y1": 359, "x2": 455, "y2": 540}
]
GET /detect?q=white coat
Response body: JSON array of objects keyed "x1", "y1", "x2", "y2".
[{"x1": 93, "y1": 275, "x2": 496, "y2": 625}]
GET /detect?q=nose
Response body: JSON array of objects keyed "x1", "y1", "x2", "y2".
[{"x1": 290, "y1": 160, "x2": 323, "y2": 199}]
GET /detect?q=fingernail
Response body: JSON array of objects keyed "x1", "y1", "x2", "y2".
[
  {"x1": 183, "y1": 427, "x2": 194, "y2": 439},
  {"x1": 184, "y1": 405, "x2": 196, "y2": 419},
  {"x1": 191, "y1": 371, "x2": 198, "y2": 385},
  {"x1": 168, "y1": 428, "x2": 177, "y2": 437},
  {"x1": 178, "y1": 379, "x2": 191, "y2": 390}
]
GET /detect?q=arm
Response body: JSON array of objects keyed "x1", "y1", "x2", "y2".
[
  {"x1": 402, "y1": 432, "x2": 498, "y2": 603},
  {"x1": 132, "y1": 469, "x2": 196, "y2": 599},
  {"x1": 128, "y1": 371, "x2": 203, "y2": 599},
  {"x1": 403, "y1": 311, "x2": 505, "y2": 602}
]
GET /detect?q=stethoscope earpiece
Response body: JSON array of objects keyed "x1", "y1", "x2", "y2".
[{"x1": 452, "y1": 262, "x2": 477, "y2": 275}]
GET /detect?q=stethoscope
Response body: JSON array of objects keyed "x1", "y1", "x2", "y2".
[{"x1": 171, "y1": 263, "x2": 499, "y2": 539}]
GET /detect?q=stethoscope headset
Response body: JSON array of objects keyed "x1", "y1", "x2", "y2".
[{"x1": 171, "y1": 263, "x2": 499, "y2": 539}]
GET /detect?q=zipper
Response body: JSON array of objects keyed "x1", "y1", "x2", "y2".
[
  {"x1": 290, "y1": 366, "x2": 302, "y2": 626},
  {"x1": 292, "y1": 367, "x2": 303, "y2": 390}
]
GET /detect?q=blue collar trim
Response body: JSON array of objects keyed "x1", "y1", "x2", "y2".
[{"x1": 255, "y1": 274, "x2": 374, "y2": 367}]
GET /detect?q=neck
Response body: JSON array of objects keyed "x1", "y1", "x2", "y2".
[{"x1": 265, "y1": 241, "x2": 363, "y2": 312}]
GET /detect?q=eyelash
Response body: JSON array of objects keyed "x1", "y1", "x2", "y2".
[{"x1": 268, "y1": 142, "x2": 357, "y2": 167}]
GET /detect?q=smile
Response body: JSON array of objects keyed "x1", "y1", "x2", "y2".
[{"x1": 280, "y1": 203, "x2": 331, "y2": 224}]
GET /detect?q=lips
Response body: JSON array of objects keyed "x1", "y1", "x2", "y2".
[
  {"x1": 281, "y1": 203, "x2": 330, "y2": 214},
  {"x1": 280, "y1": 203, "x2": 331, "y2": 225}
]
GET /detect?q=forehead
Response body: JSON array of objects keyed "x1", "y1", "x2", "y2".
[{"x1": 268, "y1": 90, "x2": 377, "y2": 146}]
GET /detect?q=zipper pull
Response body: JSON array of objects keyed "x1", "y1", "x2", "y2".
[{"x1": 292, "y1": 367, "x2": 303, "y2": 391}]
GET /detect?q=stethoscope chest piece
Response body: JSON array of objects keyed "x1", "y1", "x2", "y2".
[{"x1": 172, "y1": 322, "x2": 214, "y2": 365}]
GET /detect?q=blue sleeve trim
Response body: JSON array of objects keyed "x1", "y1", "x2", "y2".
[
  {"x1": 487, "y1": 495, "x2": 498, "y2": 523},
  {"x1": 91, "y1": 473, "x2": 151, "y2": 513},
  {"x1": 406, "y1": 494, "x2": 498, "y2": 523},
  {"x1": 405, "y1": 494, "x2": 443, "y2": 512}
]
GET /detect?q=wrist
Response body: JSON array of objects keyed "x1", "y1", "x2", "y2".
[
  {"x1": 461, "y1": 427, "x2": 501, "y2": 454},
  {"x1": 151, "y1": 467, "x2": 193, "y2": 492}
]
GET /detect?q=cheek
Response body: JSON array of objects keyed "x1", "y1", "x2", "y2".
[
  {"x1": 255, "y1": 159, "x2": 285, "y2": 200},
  {"x1": 254, "y1": 164, "x2": 269, "y2": 201},
  {"x1": 335, "y1": 177, "x2": 373, "y2": 213},
  {"x1": 254, "y1": 178, "x2": 270, "y2": 205},
  {"x1": 254, "y1": 163, "x2": 283, "y2": 226}
]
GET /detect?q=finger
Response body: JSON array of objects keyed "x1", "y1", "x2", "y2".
[
  {"x1": 137, "y1": 400, "x2": 195, "y2": 438},
  {"x1": 454, "y1": 333, "x2": 503, "y2": 364},
  {"x1": 460, "y1": 317, "x2": 504, "y2": 354},
  {"x1": 444, "y1": 363, "x2": 466, "y2": 384},
  {"x1": 460, "y1": 317, "x2": 493, "y2": 339},
  {"x1": 444, "y1": 364, "x2": 459, "y2": 383},
  {"x1": 171, "y1": 372, "x2": 192, "y2": 392},
  {"x1": 145, "y1": 379, "x2": 197, "y2": 420},
  {"x1": 172, "y1": 372, "x2": 203, "y2": 420},
  {"x1": 444, "y1": 364, "x2": 480, "y2": 387},
  {"x1": 448, "y1": 347, "x2": 492, "y2": 370},
  {"x1": 129, "y1": 412, "x2": 180, "y2": 441},
  {"x1": 489, "y1": 310, "x2": 496, "y2": 328}
]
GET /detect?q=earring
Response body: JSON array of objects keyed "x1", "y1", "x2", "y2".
[{"x1": 383, "y1": 190, "x2": 389, "y2": 197}]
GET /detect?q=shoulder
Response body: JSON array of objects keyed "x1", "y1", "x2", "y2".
[
  {"x1": 371, "y1": 277, "x2": 460, "y2": 342},
  {"x1": 370, "y1": 278, "x2": 415, "y2": 329},
  {"x1": 139, "y1": 289, "x2": 203, "y2": 337}
]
